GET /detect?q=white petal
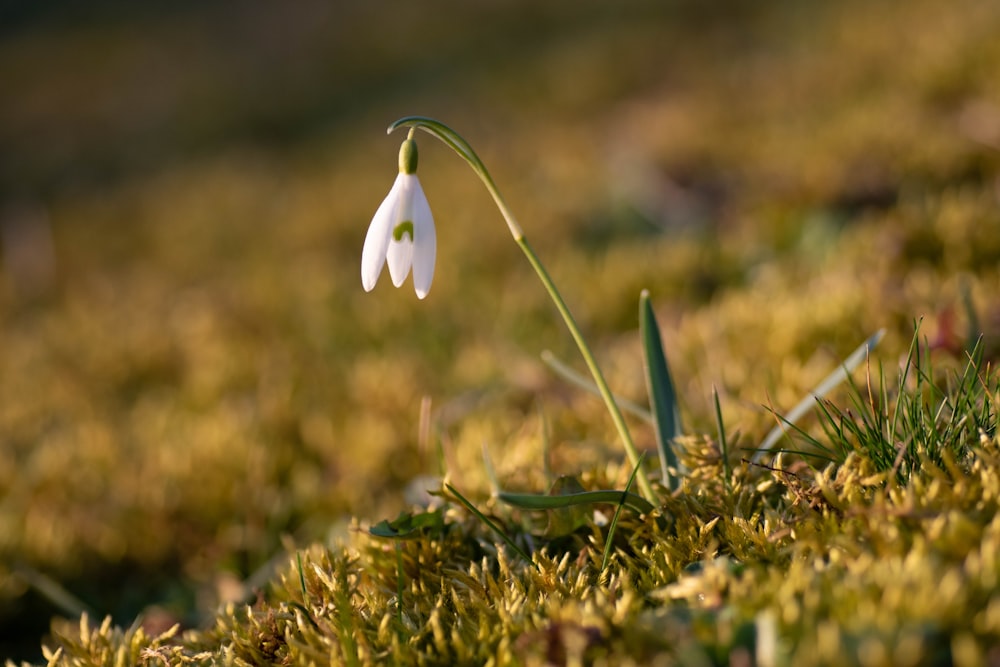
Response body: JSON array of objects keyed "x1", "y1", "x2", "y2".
[
  {"x1": 361, "y1": 175, "x2": 404, "y2": 291},
  {"x1": 410, "y1": 178, "x2": 436, "y2": 299},
  {"x1": 387, "y1": 237, "x2": 413, "y2": 286},
  {"x1": 386, "y1": 174, "x2": 419, "y2": 288}
]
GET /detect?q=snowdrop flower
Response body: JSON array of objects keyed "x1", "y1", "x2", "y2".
[
  {"x1": 373, "y1": 115, "x2": 654, "y2": 500},
  {"x1": 361, "y1": 137, "x2": 436, "y2": 299}
]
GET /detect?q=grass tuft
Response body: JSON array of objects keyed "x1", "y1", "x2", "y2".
[{"x1": 779, "y1": 327, "x2": 997, "y2": 483}]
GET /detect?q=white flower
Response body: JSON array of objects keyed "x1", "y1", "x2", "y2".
[{"x1": 361, "y1": 139, "x2": 436, "y2": 299}]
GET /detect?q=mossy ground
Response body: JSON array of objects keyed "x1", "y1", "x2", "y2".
[{"x1": 1, "y1": 0, "x2": 999, "y2": 664}]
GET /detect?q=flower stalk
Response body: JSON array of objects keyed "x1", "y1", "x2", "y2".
[{"x1": 387, "y1": 116, "x2": 654, "y2": 502}]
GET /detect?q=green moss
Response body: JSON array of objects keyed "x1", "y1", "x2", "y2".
[{"x1": 27, "y1": 401, "x2": 1000, "y2": 664}]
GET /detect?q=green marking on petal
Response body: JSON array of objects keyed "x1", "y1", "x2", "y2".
[{"x1": 393, "y1": 221, "x2": 414, "y2": 242}]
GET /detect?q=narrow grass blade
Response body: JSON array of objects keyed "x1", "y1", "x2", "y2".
[
  {"x1": 601, "y1": 453, "x2": 645, "y2": 572},
  {"x1": 498, "y1": 489, "x2": 655, "y2": 516},
  {"x1": 712, "y1": 385, "x2": 731, "y2": 483},
  {"x1": 960, "y1": 279, "x2": 981, "y2": 360},
  {"x1": 540, "y1": 350, "x2": 653, "y2": 423},
  {"x1": 753, "y1": 328, "x2": 885, "y2": 463},
  {"x1": 481, "y1": 441, "x2": 500, "y2": 497},
  {"x1": 297, "y1": 551, "x2": 308, "y2": 603},
  {"x1": 445, "y1": 483, "x2": 535, "y2": 568},
  {"x1": 889, "y1": 325, "x2": 920, "y2": 447},
  {"x1": 640, "y1": 290, "x2": 682, "y2": 488},
  {"x1": 13, "y1": 564, "x2": 92, "y2": 618}
]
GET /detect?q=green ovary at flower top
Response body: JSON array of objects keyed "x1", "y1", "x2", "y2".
[{"x1": 361, "y1": 134, "x2": 437, "y2": 299}]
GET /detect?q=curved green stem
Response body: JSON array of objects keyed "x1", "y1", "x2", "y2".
[
  {"x1": 388, "y1": 116, "x2": 654, "y2": 502},
  {"x1": 390, "y1": 117, "x2": 524, "y2": 240}
]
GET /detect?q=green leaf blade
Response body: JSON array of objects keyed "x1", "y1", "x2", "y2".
[{"x1": 640, "y1": 290, "x2": 682, "y2": 489}]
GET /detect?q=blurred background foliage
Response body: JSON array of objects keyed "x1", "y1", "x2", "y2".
[{"x1": 1, "y1": 0, "x2": 999, "y2": 660}]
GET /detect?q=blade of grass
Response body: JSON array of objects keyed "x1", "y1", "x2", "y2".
[
  {"x1": 540, "y1": 350, "x2": 653, "y2": 423},
  {"x1": 960, "y1": 279, "x2": 981, "y2": 361},
  {"x1": 753, "y1": 329, "x2": 885, "y2": 463},
  {"x1": 481, "y1": 441, "x2": 500, "y2": 497},
  {"x1": 760, "y1": 395, "x2": 844, "y2": 464},
  {"x1": 297, "y1": 551, "x2": 308, "y2": 604},
  {"x1": 13, "y1": 564, "x2": 92, "y2": 618},
  {"x1": 889, "y1": 324, "x2": 921, "y2": 446},
  {"x1": 712, "y1": 386, "x2": 731, "y2": 484},
  {"x1": 640, "y1": 290, "x2": 683, "y2": 489},
  {"x1": 445, "y1": 483, "x2": 535, "y2": 568},
  {"x1": 601, "y1": 453, "x2": 645, "y2": 572}
]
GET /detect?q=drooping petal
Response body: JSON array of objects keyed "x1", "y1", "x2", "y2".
[
  {"x1": 361, "y1": 175, "x2": 404, "y2": 292},
  {"x1": 410, "y1": 178, "x2": 436, "y2": 299},
  {"x1": 386, "y1": 174, "x2": 417, "y2": 286},
  {"x1": 386, "y1": 236, "x2": 413, "y2": 287}
]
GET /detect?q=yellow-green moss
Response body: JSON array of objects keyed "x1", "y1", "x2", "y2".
[{"x1": 3, "y1": 0, "x2": 1000, "y2": 663}]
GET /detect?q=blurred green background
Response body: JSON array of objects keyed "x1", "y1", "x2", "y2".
[{"x1": 2, "y1": 0, "x2": 999, "y2": 661}]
